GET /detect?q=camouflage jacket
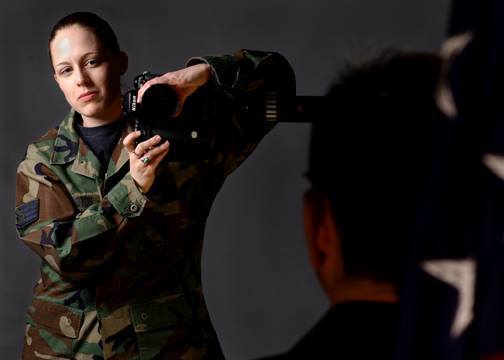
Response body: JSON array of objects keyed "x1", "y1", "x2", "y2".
[{"x1": 15, "y1": 50, "x2": 294, "y2": 360}]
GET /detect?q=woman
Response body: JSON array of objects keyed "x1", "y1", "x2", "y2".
[{"x1": 15, "y1": 11, "x2": 294, "y2": 359}]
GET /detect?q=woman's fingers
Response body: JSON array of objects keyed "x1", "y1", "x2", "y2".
[
  {"x1": 123, "y1": 131, "x2": 141, "y2": 153},
  {"x1": 138, "y1": 141, "x2": 169, "y2": 164},
  {"x1": 123, "y1": 132, "x2": 163, "y2": 157},
  {"x1": 137, "y1": 64, "x2": 210, "y2": 105},
  {"x1": 147, "y1": 142, "x2": 170, "y2": 167},
  {"x1": 137, "y1": 75, "x2": 176, "y2": 104},
  {"x1": 173, "y1": 96, "x2": 186, "y2": 118},
  {"x1": 128, "y1": 137, "x2": 169, "y2": 193},
  {"x1": 123, "y1": 132, "x2": 167, "y2": 164},
  {"x1": 137, "y1": 79, "x2": 156, "y2": 104},
  {"x1": 134, "y1": 135, "x2": 163, "y2": 156}
]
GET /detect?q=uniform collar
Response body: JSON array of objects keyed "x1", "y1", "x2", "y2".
[
  {"x1": 104, "y1": 120, "x2": 133, "y2": 180},
  {"x1": 50, "y1": 110, "x2": 80, "y2": 165},
  {"x1": 50, "y1": 109, "x2": 133, "y2": 179}
]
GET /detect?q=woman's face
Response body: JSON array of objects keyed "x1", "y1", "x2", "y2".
[{"x1": 50, "y1": 24, "x2": 126, "y2": 125}]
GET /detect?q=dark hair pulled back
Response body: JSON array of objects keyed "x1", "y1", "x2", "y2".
[{"x1": 48, "y1": 11, "x2": 120, "y2": 65}]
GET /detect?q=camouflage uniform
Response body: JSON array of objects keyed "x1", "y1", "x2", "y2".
[{"x1": 15, "y1": 50, "x2": 294, "y2": 359}]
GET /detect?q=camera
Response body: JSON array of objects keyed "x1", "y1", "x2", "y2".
[
  {"x1": 122, "y1": 69, "x2": 313, "y2": 162},
  {"x1": 122, "y1": 71, "x2": 216, "y2": 162}
]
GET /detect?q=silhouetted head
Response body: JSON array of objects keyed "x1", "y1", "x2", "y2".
[{"x1": 304, "y1": 49, "x2": 442, "y2": 297}]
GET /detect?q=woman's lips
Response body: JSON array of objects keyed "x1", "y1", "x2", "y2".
[{"x1": 78, "y1": 91, "x2": 98, "y2": 101}]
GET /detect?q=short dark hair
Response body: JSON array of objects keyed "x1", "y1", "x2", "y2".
[
  {"x1": 48, "y1": 11, "x2": 121, "y2": 66},
  {"x1": 307, "y1": 49, "x2": 442, "y2": 284}
]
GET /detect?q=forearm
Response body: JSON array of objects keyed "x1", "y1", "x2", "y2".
[
  {"x1": 16, "y1": 160, "x2": 150, "y2": 281},
  {"x1": 186, "y1": 49, "x2": 296, "y2": 92},
  {"x1": 187, "y1": 49, "x2": 296, "y2": 175}
]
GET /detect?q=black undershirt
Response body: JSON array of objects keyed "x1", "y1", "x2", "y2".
[{"x1": 76, "y1": 119, "x2": 125, "y2": 169}]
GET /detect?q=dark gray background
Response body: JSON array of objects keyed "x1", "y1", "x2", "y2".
[{"x1": 1, "y1": 1, "x2": 450, "y2": 358}]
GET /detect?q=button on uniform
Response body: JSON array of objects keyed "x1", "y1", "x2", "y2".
[{"x1": 129, "y1": 203, "x2": 139, "y2": 213}]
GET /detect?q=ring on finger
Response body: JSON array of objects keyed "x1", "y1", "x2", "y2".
[
  {"x1": 135, "y1": 145, "x2": 153, "y2": 158},
  {"x1": 141, "y1": 156, "x2": 150, "y2": 165}
]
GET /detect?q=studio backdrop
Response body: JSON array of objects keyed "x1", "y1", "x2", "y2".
[{"x1": 0, "y1": 1, "x2": 449, "y2": 358}]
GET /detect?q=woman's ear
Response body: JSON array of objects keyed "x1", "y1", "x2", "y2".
[{"x1": 118, "y1": 51, "x2": 128, "y2": 75}]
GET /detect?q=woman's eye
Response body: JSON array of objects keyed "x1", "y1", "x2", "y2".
[
  {"x1": 86, "y1": 59, "x2": 99, "y2": 66},
  {"x1": 59, "y1": 67, "x2": 72, "y2": 76}
]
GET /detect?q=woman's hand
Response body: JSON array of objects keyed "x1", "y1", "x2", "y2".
[
  {"x1": 123, "y1": 131, "x2": 170, "y2": 193},
  {"x1": 137, "y1": 63, "x2": 211, "y2": 117}
]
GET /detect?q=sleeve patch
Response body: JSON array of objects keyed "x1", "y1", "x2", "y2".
[{"x1": 15, "y1": 199, "x2": 40, "y2": 229}]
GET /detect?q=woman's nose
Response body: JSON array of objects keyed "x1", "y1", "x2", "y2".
[{"x1": 75, "y1": 68, "x2": 90, "y2": 86}]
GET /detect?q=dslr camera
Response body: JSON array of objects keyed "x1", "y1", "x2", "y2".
[{"x1": 123, "y1": 71, "x2": 217, "y2": 162}]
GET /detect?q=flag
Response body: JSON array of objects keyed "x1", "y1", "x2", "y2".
[{"x1": 396, "y1": 0, "x2": 504, "y2": 359}]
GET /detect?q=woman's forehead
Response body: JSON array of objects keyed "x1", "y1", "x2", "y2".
[{"x1": 51, "y1": 25, "x2": 101, "y2": 62}]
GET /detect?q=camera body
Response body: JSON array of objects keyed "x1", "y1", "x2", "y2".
[{"x1": 123, "y1": 71, "x2": 216, "y2": 162}]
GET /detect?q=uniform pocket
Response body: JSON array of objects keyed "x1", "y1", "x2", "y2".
[
  {"x1": 130, "y1": 293, "x2": 195, "y2": 360},
  {"x1": 22, "y1": 298, "x2": 83, "y2": 359}
]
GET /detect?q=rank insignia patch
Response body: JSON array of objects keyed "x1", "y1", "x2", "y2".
[{"x1": 15, "y1": 199, "x2": 39, "y2": 229}]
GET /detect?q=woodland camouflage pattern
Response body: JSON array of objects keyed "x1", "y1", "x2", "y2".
[{"x1": 15, "y1": 50, "x2": 295, "y2": 359}]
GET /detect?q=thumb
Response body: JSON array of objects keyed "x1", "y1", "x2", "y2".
[{"x1": 173, "y1": 95, "x2": 187, "y2": 118}]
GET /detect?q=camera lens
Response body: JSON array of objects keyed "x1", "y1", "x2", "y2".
[{"x1": 142, "y1": 84, "x2": 178, "y2": 124}]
